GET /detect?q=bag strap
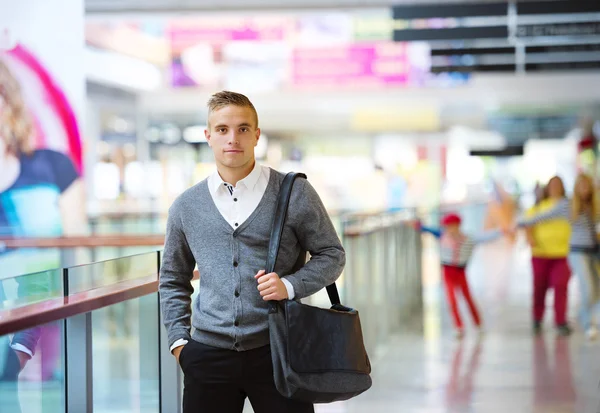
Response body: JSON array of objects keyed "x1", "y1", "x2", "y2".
[{"x1": 266, "y1": 172, "x2": 341, "y2": 314}]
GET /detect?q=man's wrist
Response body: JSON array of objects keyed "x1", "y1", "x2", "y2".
[
  {"x1": 281, "y1": 278, "x2": 295, "y2": 300},
  {"x1": 170, "y1": 338, "x2": 189, "y2": 354}
]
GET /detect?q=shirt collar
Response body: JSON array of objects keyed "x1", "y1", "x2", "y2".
[
  {"x1": 208, "y1": 162, "x2": 262, "y2": 195},
  {"x1": 238, "y1": 162, "x2": 262, "y2": 191}
]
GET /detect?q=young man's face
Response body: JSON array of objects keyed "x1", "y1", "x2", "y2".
[{"x1": 205, "y1": 105, "x2": 260, "y2": 172}]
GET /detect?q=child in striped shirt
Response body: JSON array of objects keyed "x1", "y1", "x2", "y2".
[{"x1": 419, "y1": 213, "x2": 505, "y2": 338}]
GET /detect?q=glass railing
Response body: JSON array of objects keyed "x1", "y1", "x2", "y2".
[
  {"x1": 0, "y1": 252, "x2": 166, "y2": 413},
  {"x1": 0, "y1": 210, "x2": 424, "y2": 412},
  {"x1": 339, "y1": 210, "x2": 422, "y2": 357}
]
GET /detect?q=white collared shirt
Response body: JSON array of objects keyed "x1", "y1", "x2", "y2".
[
  {"x1": 170, "y1": 163, "x2": 294, "y2": 352},
  {"x1": 208, "y1": 162, "x2": 270, "y2": 230}
]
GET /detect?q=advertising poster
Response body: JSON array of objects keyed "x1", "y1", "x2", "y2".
[
  {"x1": 0, "y1": 43, "x2": 84, "y2": 268},
  {"x1": 0, "y1": 27, "x2": 85, "y2": 406}
]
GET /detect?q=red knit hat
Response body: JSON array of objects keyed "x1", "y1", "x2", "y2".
[{"x1": 441, "y1": 213, "x2": 462, "y2": 226}]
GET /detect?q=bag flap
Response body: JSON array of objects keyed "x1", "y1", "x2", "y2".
[{"x1": 285, "y1": 301, "x2": 371, "y2": 375}]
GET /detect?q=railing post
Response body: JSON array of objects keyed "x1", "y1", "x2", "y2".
[
  {"x1": 157, "y1": 251, "x2": 183, "y2": 413},
  {"x1": 64, "y1": 311, "x2": 93, "y2": 413},
  {"x1": 63, "y1": 266, "x2": 93, "y2": 413},
  {"x1": 413, "y1": 224, "x2": 424, "y2": 315}
]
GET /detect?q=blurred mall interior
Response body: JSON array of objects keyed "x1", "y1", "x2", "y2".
[{"x1": 1, "y1": 0, "x2": 600, "y2": 412}]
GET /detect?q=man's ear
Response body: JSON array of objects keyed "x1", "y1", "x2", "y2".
[
  {"x1": 204, "y1": 128, "x2": 211, "y2": 146},
  {"x1": 255, "y1": 127, "x2": 261, "y2": 147}
]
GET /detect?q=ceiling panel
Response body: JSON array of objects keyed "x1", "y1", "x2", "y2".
[{"x1": 85, "y1": 0, "x2": 519, "y2": 14}]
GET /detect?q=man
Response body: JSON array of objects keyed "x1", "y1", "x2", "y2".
[{"x1": 159, "y1": 91, "x2": 345, "y2": 413}]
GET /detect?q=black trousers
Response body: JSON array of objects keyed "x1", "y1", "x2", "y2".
[{"x1": 180, "y1": 339, "x2": 314, "y2": 413}]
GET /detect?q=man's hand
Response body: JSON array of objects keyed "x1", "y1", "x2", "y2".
[
  {"x1": 255, "y1": 270, "x2": 289, "y2": 301},
  {"x1": 173, "y1": 345, "x2": 184, "y2": 364},
  {"x1": 14, "y1": 350, "x2": 31, "y2": 371}
]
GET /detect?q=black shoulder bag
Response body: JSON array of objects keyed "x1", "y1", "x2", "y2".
[{"x1": 266, "y1": 172, "x2": 372, "y2": 403}]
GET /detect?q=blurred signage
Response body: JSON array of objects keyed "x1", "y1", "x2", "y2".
[
  {"x1": 86, "y1": 23, "x2": 169, "y2": 65},
  {"x1": 470, "y1": 146, "x2": 524, "y2": 157},
  {"x1": 430, "y1": 46, "x2": 516, "y2": 74},
  {"x1": 526, "y1": 44, "x2": 600, "y2": 54},
  {"x1": 517, "y1": 22, "x2": 600, "y2": 38},
  {"x1": 295, "y1": 14, "x2": 354, "y2": 45},
  {"x1": 526, "y1": 61, "x2": 600, "y2": 72},
  {"x1": 391, "y1": 1, "x2": 600, "y2": 75},
  {"x1": 291, "y1": 42, "x2": 430, "y2": 88},
  {"x1": 393, "y1": 25, "x2": 508, "y2": 42},
  {"x1": 393, "y1": 3, "x2": 508, "y2": 19},
  {"x1": 353, "y1": 16, "x2": 393, "y2": 41},
  {"x1": 168, "y1": 17, "x2": 292, "y2": 54},
  {"x1": 487, "y1": 114, "x2": 578, "y2": 143},
  {"x1": 392, "y1": 3, "x2": 508, "y2": 41},
  {"x1": 516, "y1": 1, "x2": 600, "y2": 15},
  {"x1": 351, "y1": 106, "x2": 440, "y2": 132}
]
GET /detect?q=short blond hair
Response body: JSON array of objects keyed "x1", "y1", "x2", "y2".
[
  {"x1": 0, "y1": 60, "x2": 34, "y2": 155},
  {"x1": 207, "y1": 91, "x2": 258, "y2": 128}
]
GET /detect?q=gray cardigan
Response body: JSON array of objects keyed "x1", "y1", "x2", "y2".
[{"x1": 159, "y1": 169, "x2": 345, "y2": 351}]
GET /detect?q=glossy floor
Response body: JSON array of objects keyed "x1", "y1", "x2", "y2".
[{"x1": 253, "y1": 236, "x2": 600, "y2": 413}]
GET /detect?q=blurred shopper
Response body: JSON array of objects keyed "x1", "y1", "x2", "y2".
[
  {"x1": 519, "y1": 174, "x2": 600, "y2": 339},
  {"x1": 517, "y1": 176, "x2": 572, "y2": 336},
  {"x1": 484, "y1": 181, "x2": 517, "y2": 243},
  {"x1": 418, "y1": 213, "x2": 508, "y2": 338},
  {"x1": 534, "y1": 183, "x2": 547, "y2": 205},
  {"x1": 524, "y1": 184, "x2": 547, "y2": 248},
  {"x1": 159, "y1": 91, "x2": 344, "y2": 413}
]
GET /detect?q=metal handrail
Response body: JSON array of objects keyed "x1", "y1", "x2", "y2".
[
  {"x1": 0, "y1": 265, "x2": 200, "y2": 336},
  {"x1": 0, "y1": 234, "x2": 165, "y2": 248}
]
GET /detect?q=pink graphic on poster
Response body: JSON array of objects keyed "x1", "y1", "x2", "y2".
[{"x1": 1, "y1": 44, "x2": 82, "y2": 173}]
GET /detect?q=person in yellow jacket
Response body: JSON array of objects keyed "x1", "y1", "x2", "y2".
[{"x1": 518, "y1": 176, "x2": 572, "y2": 336}]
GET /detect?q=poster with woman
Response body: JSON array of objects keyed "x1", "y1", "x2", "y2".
[{"x1": 0, "y1": 42, "x2": 86, "y2": 408}]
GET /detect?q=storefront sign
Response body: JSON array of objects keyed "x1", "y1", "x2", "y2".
[{"x1": 291, "y1": 42, "x2": 430, "y2": 87}]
